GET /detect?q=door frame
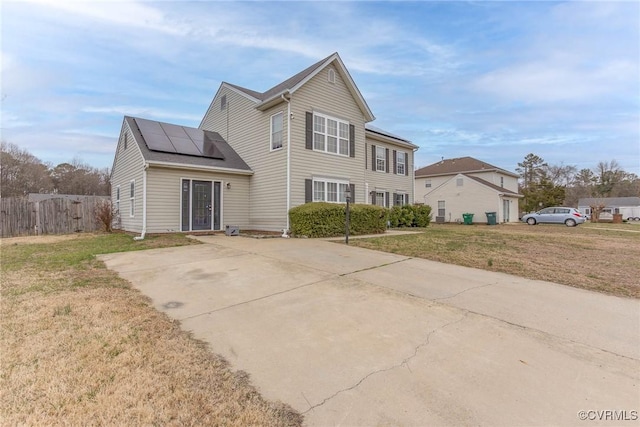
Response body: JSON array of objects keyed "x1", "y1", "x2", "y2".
[{"x1": 180, "y1": 178, "x2": 223, "y2": 232}]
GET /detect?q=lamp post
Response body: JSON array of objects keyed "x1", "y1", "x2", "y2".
[{"x1": 345, "y1": 187, "x2": 351, "y2": 245}]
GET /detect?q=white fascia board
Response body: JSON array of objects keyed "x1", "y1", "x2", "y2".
[{"x1": 147, "y1": 160, "x2": 254, "y2": 176}]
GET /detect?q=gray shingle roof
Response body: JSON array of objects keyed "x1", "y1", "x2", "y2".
[
  {"x1": 578, "y1": 197, "x2": 640, "y2": 207},
  {"x1": 415, "y1": 156, "x2": 518, "y2": 178},
  {"x1": 126, "y1": 117, "x2": 252, "y2": 173},
  {"x1": 223, "y1": 54, "x2": 335, "y2": 102}
]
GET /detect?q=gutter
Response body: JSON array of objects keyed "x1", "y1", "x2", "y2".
[
  {"x1": 133, "y1": 162, "x2": 148, "y2": 240},
  {"x1": 281, "y1": 92, "x2": 291, "y2": 234}
]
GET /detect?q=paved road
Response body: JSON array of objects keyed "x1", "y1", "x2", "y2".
[{"x1": 100, "y1": 235, "x2": 640, "y2": 426}]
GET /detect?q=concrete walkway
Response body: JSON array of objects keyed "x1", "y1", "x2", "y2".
[{"x1": 100, "y1": 235, "x2": 640, "y2": 426}]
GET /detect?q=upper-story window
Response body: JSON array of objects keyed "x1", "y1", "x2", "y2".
[
  {"x1": 313, "y1": 112, "x2": 349, "y2": 156},
  {"x1": 123, "y1": 133, "x2": 128, "y2": 150},
  {"x1": 456, "y1": 177, "x2": 463, "y2": 187},
  {"x1": 425, "y1": 180, "x2": 432, "y2": 188},
  {"x1": 396, "y1": 152, "x2": 406, "y2": 175},
  {"x1": 221, "y1": 95, "x2": 227, "y2": 110},
  {"x1": 271, "y1": 112, "x2": 283, "y2": 150},
  {"x1": 500, "y1": 176, "x2": 504, "y2": 187},
  {"x1": 376, "y1": 146, "x2": 386, "y2": 172}
]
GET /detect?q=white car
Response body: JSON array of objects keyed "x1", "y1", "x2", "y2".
[{"x1": 521, "y1": 207, "x2": 586, "y2": 227}]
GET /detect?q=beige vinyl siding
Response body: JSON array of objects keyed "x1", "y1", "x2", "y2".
[
  {"x1": 110, "y1": 121, "x2": 144, "y2": 232},
  {"x1": 467, "y1": 171, "x2": 519, "y2": 193},
  {"x1": 364, "y1": 137, "x2": 414, "y2": 205},
  {"x1": 416, "y1": 171, "x2": 519, "y2": 205},
  {"x1": 201, "y1": 86, "x2": 288, "y2": 231},
  {"x1": 145, "y1": 166, "x2": 250, "y2": 233},
  {"x1": 289, "y1": 66, "x2": 366, "y2": 207}
]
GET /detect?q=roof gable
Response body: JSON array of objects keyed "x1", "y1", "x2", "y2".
[
  {"x1": 210, "y1": 53, "x2": 375, "y2": 122},
  {"x1": 415, "y1": 156, "x2": 518, "y2": 178}
]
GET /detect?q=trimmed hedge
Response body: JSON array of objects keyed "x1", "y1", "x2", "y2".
[
  {"x1": 289, "y1": 202, "x2": 387, "y2": 238},
  {"x1": 389, "y1": 204, "x2": 432, "y2": 228},
  {"x1": 289, "y1": 202, "x2": 432, "y2": 238}
]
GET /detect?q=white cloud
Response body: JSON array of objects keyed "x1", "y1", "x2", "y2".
[{"x1": 82, "y1": 106, "x2": 201, "y2": 123}]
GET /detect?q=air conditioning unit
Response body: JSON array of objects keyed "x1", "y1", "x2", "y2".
[
  {"x1": 435, "y1": 216, "x2": 445, "y2": 224},
  {"x1": 225, "y1": 225, "x2": 239, "y2": 236}
]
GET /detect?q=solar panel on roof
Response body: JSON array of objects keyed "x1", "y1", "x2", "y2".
[{"x1": 134, "y1": 118, "x2": 225, "y2": 160}]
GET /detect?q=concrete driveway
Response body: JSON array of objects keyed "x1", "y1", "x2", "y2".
[{"x1": 100, "y1": 235, "x2": 640, "y2": 426}]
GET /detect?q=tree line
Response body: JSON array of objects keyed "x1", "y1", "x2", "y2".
[
  {"x1": 1, "y1": 142, "x2": 110, "y2": 197},
  {"x1": 516, "y1": 153, "x2": 639, "y2": 213}
]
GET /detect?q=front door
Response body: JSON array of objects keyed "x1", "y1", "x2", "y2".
[{"x1": 192, "y1": 180, "x2": 212, "y2": 230}]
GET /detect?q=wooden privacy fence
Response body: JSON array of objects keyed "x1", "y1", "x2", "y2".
[{"x1": 0, "y1": 196, "x2": 110, "y2": 238}]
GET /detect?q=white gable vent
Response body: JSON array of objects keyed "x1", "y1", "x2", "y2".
[{"x1": 328, "y1": 68, "x2": 336, "y2": 83}]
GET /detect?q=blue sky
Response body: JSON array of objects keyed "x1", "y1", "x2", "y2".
[{"x1": 2, "y1": 0, "x2": 639, "y2": 176}]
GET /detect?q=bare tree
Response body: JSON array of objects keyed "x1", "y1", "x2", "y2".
[{"x1": 0, "y1": 142, "x2": 53, "y2": 197}]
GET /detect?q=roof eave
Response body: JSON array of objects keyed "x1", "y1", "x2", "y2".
[
  {"x1": 365, "y1": 129, "x2": 418, "y2": 149},
  {"x1": 146, "y1": 160, "x2": 254, "y2": 175},
  {"x1": 256, "y1": 53, "x2": 375, "y2": 122}
]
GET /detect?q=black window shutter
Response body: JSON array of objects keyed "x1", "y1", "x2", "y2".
[
  {"x1": 393, "y1": 150, "x2": 397, "y2": 175},
  {"x1": 385, "y1": 149, "x2": 390, "y2": 173},
  {"x1": 350, "y1": 184, "x2": 355, "y2": 202},
  {"x1": 406, "y1": 154, "x2": 409, "y2": 176},
  {"x1": 405, "y1": 193, "x2": 409, "y2": 205},
  {"x1": 305, "y1": 179, "x2": 312, "y2": 203},
  {"x1": 371, "y1": 144, "x2": 376, "y2": 170},
  {"x1": 349, "y1": 124, "x2": 355, "y2": 158},
  {"x1": 393, "y1": 192, "x2": 398, "y2": 206},
  {"x1": 371, "y1": 191, "x2": 376, "y2": 205},
  {"x1": 305, "y1": 112, "x2": 313, "y2": 150},
  {"x1": 385, "y1": 191, "x2": 390, "y2": 207},
  {"x1": 365, "y1": 143, "x2": 368, "y2": 169}
]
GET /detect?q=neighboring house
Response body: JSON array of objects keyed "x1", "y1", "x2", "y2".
[
  {"x1": 414, "y1": 156, "x2": 523, "y2": 224},
  {"x1": 578, "y1": 197, "x2": 640, "y2": 221},
  {"x1": 110, "y1": 52, "x2": 417, "y2": 234}
]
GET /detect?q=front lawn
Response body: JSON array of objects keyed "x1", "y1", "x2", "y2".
[
  {"x1": 1, "y1": 233, "x2": 302, "y2": 426},
  {"x1": 348, "y1": 223, "x2": 640, "y2": 298}
]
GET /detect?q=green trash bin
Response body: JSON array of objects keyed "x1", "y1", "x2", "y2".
[
  {"x1": 462, "y1": 213, "x2": 474, "y2": 225},
  {"x1": 485, "y1": 212, "x2": 497, "y2": 225}
]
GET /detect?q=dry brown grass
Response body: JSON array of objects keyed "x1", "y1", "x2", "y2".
[
  {"x1": 349, "y1": 223, "x2": 640, "y2": 299},
  {"x1": 1, "y1": 233, "x2": 302, "y2": 426}
]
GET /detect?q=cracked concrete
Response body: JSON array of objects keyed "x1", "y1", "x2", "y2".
[{"x1": 100, "y1": 235, "x2": 640, "y2": 426}]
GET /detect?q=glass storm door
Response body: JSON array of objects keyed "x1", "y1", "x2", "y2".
[{"x1": 192, "y1": 181, "x2": 212, "y2": 230}]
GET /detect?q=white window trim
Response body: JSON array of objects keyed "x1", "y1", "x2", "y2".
[
  {"x1": 394, "y1": 193, "x2": 408, "y2": 206},
  {"x1": 328, "y1": 68, "x2": 336, "y2": 83},
  {"x1": 375, "y1": 191, "x2": 386, "y2": 207},
  {"x1": 129, "y1": 180, "x2": 135, "y2": 218},
  {"x1": 396, "y1": 151, "x2": 406, "y2": 175},
  {"x1": 313, "y1": 112, "x2": 350, "y2": 157},
  {"x1": 312, "y1": 177, "x2": 350, "y2": 203},
  {"x1": 270, "y1": 111, "x2": 283, "y2": 151},
  {"x1": 376, "y1": 146, "x2": 386, "y2": 172}
]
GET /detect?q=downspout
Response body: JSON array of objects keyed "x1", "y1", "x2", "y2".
[
  {"x1": 412, "y1": 148, "x2": 418, "y2": 204},
  {"x1": 281, "y1": 92, "x2": 291, "y2": 234},
  {"x1": 133, "y1": 162, "x2": 148, "y2": 240}
]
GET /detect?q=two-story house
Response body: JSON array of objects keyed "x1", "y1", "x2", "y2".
[
  {"x1": 414, "y1": 156, "x2": 523, "y2": 224},
  {"x1": 110, "y1": 53, "x2": 417, "y2": 235}
]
